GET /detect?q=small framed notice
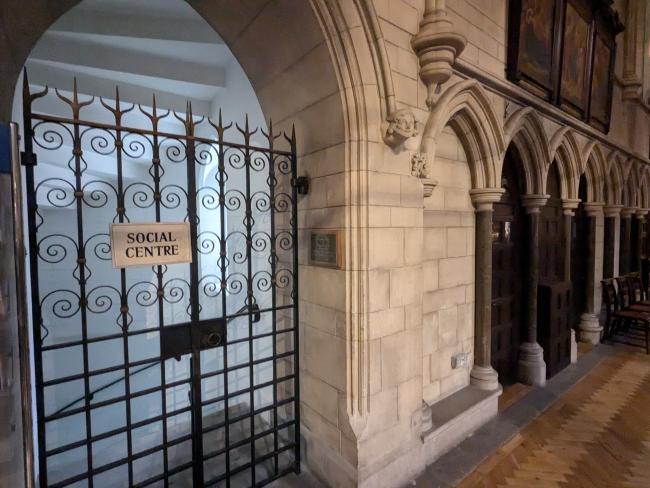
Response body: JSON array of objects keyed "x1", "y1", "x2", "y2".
[
  {"x1": 110, "y1": 222, "x2": 192, "y2": 269},
  {"x1": 310, "y1": 230, "x2": 344, "y2": 269}
]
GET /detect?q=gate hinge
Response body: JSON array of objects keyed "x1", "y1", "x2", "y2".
[
  {"x1": 20, "y1": 151, "x2": 37, "y2": 167},
  {"x1": 292, "y1": 176, "x2": 309, "y2": 195}
]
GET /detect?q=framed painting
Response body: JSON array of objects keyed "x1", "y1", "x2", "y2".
[
  {"x1": 589, "y1": 34, "x2": 613, "y2": 129},
  {"x1": 508, "y1": 0, "x2": 558, "y2": 97},
  {"x1": 559, "y1": 1, "x2": 591, "y2": 115}
]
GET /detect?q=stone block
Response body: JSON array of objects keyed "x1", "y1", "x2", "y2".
[
  {"x1": 439, "y1": 256, "x2": 473, "y2": 288},
  {"x1": 381, "y1": 328, "x2": 421, "y2": 388},
  {"x1": 369, "y1": 171, "x2": 401, "y2": 206},
  {"x1": 404, "y1": 303, "x2": 422, "y2": 330},
  {"x1": 365, "y1": 387, "x2": 399, "y2": 436},
  {"x1": 400, "y1": 175, "x2": 424, "y2": 208},
  {"x1": 438, "y1": 306, "x2": 458, "y2": 348},
  {"x1": 446, "y1": 227, "x2": 470, "y2": 258},
  {"x1": 404, "y1": 227, "x2": 423, "y2": 265},
  {"x1": 423, "y1": 259, "x2": 439, "y2": 292},
  {"x1": 304, "y1": 326, "x2": 346, "y2": 391},
  {"x1": 302, "y1": 370, "x2": 340, "y2": 426},
  {"x1": 368, "y1": 268, "x2": 390, "y2": 313},
  {"x1": 422, "y1": 311, "x2": 439, "y2": 356},
  {"x1": 423, "y1": 286, "x2": 466, "y2": 313},
  {"x1": 369, "y1": 227, "x2": 404, "y2": 269},
  {"x1": 423, "y1": 228, "x2": 446, "y2": 259}
]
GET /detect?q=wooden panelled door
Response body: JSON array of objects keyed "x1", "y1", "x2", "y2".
[
  {"x1": 539, "y1": 162, "x2": 572, "y2": 378},
  {"x1": 491, "y1": 150, "x2": 525, "y2": 383}
]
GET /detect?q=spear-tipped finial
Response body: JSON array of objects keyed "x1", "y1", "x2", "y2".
[
  {"x1": 115, "y1": 85, "x2": 120, "y2": 107},
  {"x1": 291, "y1": 123, "x2": 296, "y2": 142},
  {"x1": 245, "y1": 113, "x2": 250, "y2": 133},
  {"x1": 152, "y1": 93, "x2": 157, "y2": 114},
  {"x1": 73, "y1": 77, "x2": 79, "y2": 104},
  {"x1": 218, "y1": 108, "x2": 223, "y2": 127},
  {"x1": 268, "y1": 118, "x2": 273, "y2": 135},
  {"x1": 188, "y1": 101, "x2": 193, "y2": 121}
]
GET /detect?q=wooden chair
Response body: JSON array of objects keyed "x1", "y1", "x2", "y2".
[
  {"x1": 601, "y1": 279, "x2": 650, "y2": 354},
  {"x1": 627, "y1": 274, "x2": 650, "y2": 307},
  {"x1": 615, "y1": 276, "x2": 650, "y2": 313}
]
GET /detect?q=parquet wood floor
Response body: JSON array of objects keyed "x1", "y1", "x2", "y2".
[{"x1": 458, "y1": 349, "x2": 650, "y2": 488}]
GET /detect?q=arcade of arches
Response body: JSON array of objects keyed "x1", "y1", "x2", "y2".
[{"x1": 1, "y1": 1, "x2": 650, "y2": 488}]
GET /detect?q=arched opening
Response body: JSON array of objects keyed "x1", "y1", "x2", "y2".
[
  {"x1": 7, "y1": 1, "x2": 351, "y2": 486},
  {"x1": 539, "y1": 161, "x2": 571, "y2": 378},
  {"x1": 490, "y1": 146, "x2": 526, "y2": 384},
  {"x1": 571, "y1": 174, "x2": 589, "y2": 330}
]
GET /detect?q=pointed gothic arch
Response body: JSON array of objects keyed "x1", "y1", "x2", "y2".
[{"x1": 420, "y1": 79, "x2": 505, "y2": 189}]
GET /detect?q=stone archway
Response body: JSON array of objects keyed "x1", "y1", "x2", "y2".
[{"x1": 0, "y1": 1, "x2": 389, "y2": 486}]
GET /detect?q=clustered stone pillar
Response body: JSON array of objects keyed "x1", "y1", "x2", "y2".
[
  {"x1": 635, "y1": 210, "x2": 648, "y2": 272},
  {"x1": 603, "y1": 205, "x2": 622, "y2": 278},
  {"x1": 579, "y1": 203, "x2": 604, "y2": 344},
  {"x1": 620, "y1": 208, "x2": 635, "y2": 275},
  {"x1": 469, "y1": 188, "x2": 504, "y2": 391},
  {"x1": 517, "y1": 195, "x2": 549, "y2": 386},
  {"x1": 561, "y1": 198, "x2": 580, "y2": 361}
]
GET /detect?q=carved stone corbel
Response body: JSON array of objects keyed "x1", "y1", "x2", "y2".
[
  {"x1": 383, "y1": 108, "x2": 418, "y2": 147},
  {"x1": 411, "y1": 152, "x2": 437, "y2": 197},
  {"x1": 411, "y1": 0, "x2": 467, "y2": 108}
]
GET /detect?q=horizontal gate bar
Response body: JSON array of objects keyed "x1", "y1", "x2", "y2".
[{"x1": 29, "y1": 112, "x2": 294, "y2": 156}]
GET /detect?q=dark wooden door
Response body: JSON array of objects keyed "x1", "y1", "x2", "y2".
[
  {"x1": 491, "y1": 152, "x2": 525, "y2": 383},
  {"x1": 539, "y1": 162, "x2": 572, "y2": 378},
  {"x1": 570, "y1": 176, "x2": 588, "y2": 329}
]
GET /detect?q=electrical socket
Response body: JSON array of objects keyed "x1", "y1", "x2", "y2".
[{"x1": 451, "y1": 352, "x2": 469, "y2": 369}]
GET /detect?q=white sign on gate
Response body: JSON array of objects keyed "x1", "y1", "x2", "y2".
[{"x1": 110, "y1": 222, "x2": 192, "y2": 268}]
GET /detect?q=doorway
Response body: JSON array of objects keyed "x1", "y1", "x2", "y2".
[
  {"x1": 21, "y1": 76, "x2": 299, "y2": 487},
  {"x1": 570, "y1": 175, "x2": 589, "y2": 330},
  {"x1": 491, "y1": 148, "x2": 525, "y2": 383}
]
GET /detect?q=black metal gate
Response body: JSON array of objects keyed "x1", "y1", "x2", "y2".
[{"x1": 21, "y1": 74, "x2": 300, "y2": 487}]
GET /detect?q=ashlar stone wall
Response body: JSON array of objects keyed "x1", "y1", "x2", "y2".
[{"x1": 422, "y1": 127, "x2": 475, "y2": 403}]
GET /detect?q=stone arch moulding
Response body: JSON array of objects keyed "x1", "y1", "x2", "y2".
[
  {"x1": 605, "y1": 151, "x2": 626, "y2": 205},
  {"x1": 581, "y1": 140, "x2": 608, "y2": 203},
  {"x1": 548, "y1": 127, "x2": 582, "y2": 199},
  {"x1": 417, "y1": 79, "x2": 505, "y2": 190},
  {"x1": 2, "y1": 0, "x2": 387, "y2": 457},
  {"x1": 503, "y1": 106, "x2": 549, "y2": 195}
]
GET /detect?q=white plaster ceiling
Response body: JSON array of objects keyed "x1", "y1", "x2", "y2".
[{"x1": 25, "y1": 0, "x2": 235, "y2": 116}]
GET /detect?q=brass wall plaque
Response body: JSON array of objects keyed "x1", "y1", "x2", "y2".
[
  {"x1": 110, "y1": 222, "x2": 192, "y2": 268},
  {"x1": 310, "y1": 230, "x2": 344, "y2": 269}
]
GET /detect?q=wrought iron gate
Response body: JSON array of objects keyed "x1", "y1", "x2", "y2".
[{"x1": 21, "y1": 75, "x2": 300, "y2": 487}]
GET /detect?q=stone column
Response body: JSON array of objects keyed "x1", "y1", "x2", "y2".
[
  {"x1": 578, "y1": 203, "x2": 604, "y2": 344},
  {"x1": 517, "y1": 195, "x2": 549, "y2": 386},
  {"x1": 620, "y1": 208, "x2": 635, "y2": 275},
  {"x1": 635, "y1": 210, "x2": 648, "y2": 272},
  {"x1": 561, "y1": 198, "x2": 580, "y2": 362},
  {"x1": 469, "y1": 188, "x2": 504, "y2": 391},
  {"x1": 603, "y1": 205, "x2": 622, "y2": 278}
]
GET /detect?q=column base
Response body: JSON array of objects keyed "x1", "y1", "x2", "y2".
[
  {"x1": 570, "y1": 329, "x2": 577, "y2": 364},
  {"x1": 470, "y1": 365, "x2": 499, "y2": 391},
  {"x1": 517, "y1": 342, "x2": 546, "y2": 386},
  {"x1": 578, "y1": 313, "x2": 603, "y2": 344}
]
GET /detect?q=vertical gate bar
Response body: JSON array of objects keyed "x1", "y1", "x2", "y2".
[
  {"x1": 21, "y1": 74, "x2": 47, "y2": 488},
  {"x1": 70, "y1": 80, "x2": 95, "y2": 488},
  {"x1": 267, "y1": 122, "x2": 279, "y2": 477},
  {"x1": 243, "y1": 116, "x2": 256, "y2": 485},
  {"x1": 290, "y1": 126, "x2": 301, "y2": 473},
  {"x1": 185, "y1": 105, "x2": 204, "y2": 487},
  {"x1": 112, "y1": 89, "x2": 134, "y2": 486},
  {"x1": 216, "y1": 112, "x2": 231, "y2": 487},
  {"x1": 10, "y1": 121, "x2": 36, "y2": 488},
  {"x1": 149, "y1": 96, "x2": 170, "y2": 488}
]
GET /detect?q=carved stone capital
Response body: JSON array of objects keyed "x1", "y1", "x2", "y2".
[
  {"x1": 636, "y1": 208, "x2": 649, "y2": 218},
  {"x1": 621, "y1": 207, "x2": 637, "y2": 218},
  {"x1": 383, "y1": 108, "x2": 418, "y2": 146},
  {"x1": 469, "y1": 187, "x2": 505, "y2": 211},
  {"x1": 411, "y1": 5, "x2": 466, "y2": 108},
  {"x1": 583, "y1": 202, "x2": 604, "y2": 217},
  {"x1": 411, "y1": 152, "x2": 429, "y2": 179},
  {"x1": 521, "y1": 194, "x2": 550, "y2": 213}
]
